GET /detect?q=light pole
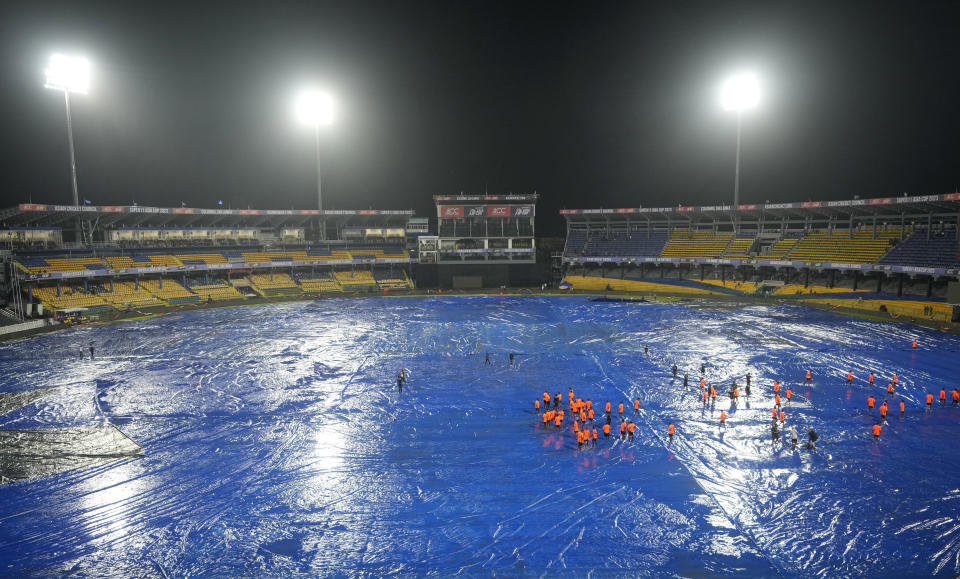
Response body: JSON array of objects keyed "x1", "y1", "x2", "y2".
[
  {"x1": 44, "y1": 54, "x2": 90, "y2": 243},
  {"x1": 295, "y1": 89, "x2": 335, "y2": 240},
  {"x1": 720, "y1": 73, "x2": 759, "y2": 208}
]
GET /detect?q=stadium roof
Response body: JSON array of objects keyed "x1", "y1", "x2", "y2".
[
  {"x1": 0, "y1": 203, "x2": 414, "y2": 228},
  {"x1": 560, "y1": 192, "x2": 960, "y2": 222}
]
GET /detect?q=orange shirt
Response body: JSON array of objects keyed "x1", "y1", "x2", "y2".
[
  {"x1": 869, "y1": 373, "x2": 874, "y2": 383},
  {"x1": 618, "y1": 403, "x2": 624, "y2": 414},
  {"x1": 806, "y1": 370, "x2": 811, "y2": 379},
  {"x1": 700, "y1": 378, "x2": 705, "y2": 389},
  {"x1": 534, "y1": 400, "x2": 540, "y2": 409},
  {"x1": 603, "y1": 424, "x2": 610, "y2": 435},
  {"x1": 887, "y1": 383, "x2": 894, "y2": 393},
  {"x1": 605, "y1": 401, "x2": 611, "y2": 413},
  {"x1": 867, "y1": 397, "x2": 875, "y2": 408},
  {"x1": 668, "y1": 424, "x2": 675, "y2": 435},
  {"x1": 592, "y1": 428, "x2": 598, "y2": 439},
  {"x1": 710, "y1": 387, "x2": 716, "y2": 398},
  {"x1": 940, "y1": 390, "x2": 946, "y2": 400},
  {"x1": 588, "y1": 409, "x2": 595, "y2": 420},
  {"x1": 720, "y1": 411, "x2": 726, "y2": 422},
  {"x1": 554, "y1": 416, "x2": 561, "y2": 427},
  {"x1": 900, "y1": 401, "x2": 905, "y2": 412},
  {"x1": 573, "y1": 421, "x2": 580, "y2": 432},
  {"x1": 543, "y1": 392, "x2": 550, "y2": 403},
  {"x1": 873, "y1": 424, "x2": 881, "y2": 436},
  {"x1": 775, "y1": 394, "x2": 781, "y2": 405},
  {"x1": 774, "y1": 382, "x2": 780, "y2": 393},
  {"x1": 733, "y1": 388, "x2": 738, "y2": 397},
  {"x1": 627, "y1": 423, "x2": 636, "y2": 433},
  {"x1": 620, "y1": 422, "x2": 626, "y2": 433},
  {"x1": 577, "y1": 431, "x2": 584, "y2": 444},
  {"x1": 779, "y1": 411, "x2": 785, "y2": 422},
  {"x1": 786, "y1": 389, "x2": 792, "y2": 399},
  {"x1": 880, "y1": 405, "x2": 887, "y2": 417},
  {"x1": 634, "y1": 399, "x2": 640, "y2": 410},
  {"x1": 772, "y1": 407, "x2": 777, "y2": 418},
  {"x1": 586, "y1": 400, "x2": 593, "y2": 411},
  {"x1": 953, "y1": 391, "x2": 959, "y2": 401},
  {"x1": 542, "y1": 414, "x2": 549, "y2": 424},
  {"x1": 927, "y1": 394, "x2": 934, "y2": 404},
  {"x1": 579, "y1": 411, "x2": 586, "y2": 423},
  {"x1": 893, "y1": 374, "x2": 898, "y2": 384}
]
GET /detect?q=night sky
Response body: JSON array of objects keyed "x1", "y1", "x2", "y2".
[{"x1": 1, "y1": 1, "x2": 958, "y2": 235}]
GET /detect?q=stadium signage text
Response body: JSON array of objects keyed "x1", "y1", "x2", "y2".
[{"x1": 556, "y1": 192, "x2": 960, "y2": 216}]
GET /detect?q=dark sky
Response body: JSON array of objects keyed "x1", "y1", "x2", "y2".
[{"x1": 1, "y1": 1, "x2": 958, "y2": 235}]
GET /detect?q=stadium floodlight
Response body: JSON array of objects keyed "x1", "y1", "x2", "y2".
[
  {"x1": 720, "y1": 72, "x2": 760, "y2": 209},
  {"x1": 294, "y1": 89, "x2": 335, "y2": 239},
  {"x1": 45, "y1": 53, "x2": 90, "y2": 242},
  {"x1": 295, "y1": 89, "x2": 335, "y2": 127},
  {"x1": 44, "y1": 53, "x2": 90, "y2": 94}
]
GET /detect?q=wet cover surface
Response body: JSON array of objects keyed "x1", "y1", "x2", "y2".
[{"x1": 0, "y1": 296, "x2": 958, "y2": 576}]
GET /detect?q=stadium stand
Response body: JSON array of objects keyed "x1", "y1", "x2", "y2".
[
  {"x1": 250, "y1": 273, "x2": 300, "y2": 296},
  {"x1": 173, "y1": 252, "x2": 226, "y2": 266},
  {"x1": 876, "y1": 229, "x2": 960, "y2": 269},
  {"x1": 766, "y1": 233, "x2": 802, "y2": 258},
  {"x1": 139, "y1": 279, "x2": 201, "y2": 305},
  {"x1": 660, "y1": 231, "x2": 734, "y2": 259},
  {"x1": 25, "y1": 257, "x2": 107, "y2": 274},
  {"x1": 31, "y1": 286, "x2": 112, "y2": 312},
  {"x1": 186, "y1": 278, "x2": 246, "y2": 302},
  {"x1": 722, "y1": 236, "x2": 756, "y2": 259},
  {"x1": 787, "y1": 229, "x2": 904, "y2": 264},
  {"x1": 294, "y1": 272, "x2": 343, "y2": 293},
  {"x1": 93, "y1": 281, "x2": 167, "y2": 309},
  {"x1": 373, "y1": 268, "x2": 413, "y2": 290},
  {"x1": 334, "y1": 270, "x2": 378, "y2": 290}
]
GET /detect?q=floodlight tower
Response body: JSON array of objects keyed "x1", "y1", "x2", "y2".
[
  {"x1": 44, "y1": 54, "x2": 90, "y2": 242},
  {"x1": 720, "y1": 73, "x2": 759, "y2": 208},
  {"x1": 295, "y1": 89, "x2": 335, "y2": 240}
]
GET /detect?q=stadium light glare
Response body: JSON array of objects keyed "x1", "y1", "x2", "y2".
[
  {"x1": 44, "y1": 53, "x2": 90, "y2": 95},
  {"x1": 45, "y1": 53, "x2": 90, "y2": 243},
  {"x1": 720, "y1": 72, "x2": 760, "y2": 208},
  {"x1": 294, "y1": 88, "x2": 335, "y2": 240},
  {"x1": 295, "y1": 89, "x2": 335, "y2": 127},
  {"x1": 720, "y1": 73, "x2": 759, "y2": 111}
]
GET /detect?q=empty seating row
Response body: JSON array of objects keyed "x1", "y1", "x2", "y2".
[
  {"x1": 876, "y1": 229, "x2": 960, "y2": 269},
  {"x1": 660, "y1": 231, "x2": 734, "y2": 259},
  {"x1": 787, "y1": 229, "x2": 903, "y2": 264}
]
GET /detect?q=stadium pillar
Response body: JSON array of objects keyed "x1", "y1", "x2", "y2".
[
  {"x1": 56, "y1": 283, "x2": 60, "y2": 298},
  {"x1": 135, "y1": 277, "x2": 139, "y2": 291},
  {"x1": 700, "y1": 264, "x2": 705, "y2": 281},
  {"x1": 804, "y1": 268, "x2": 810, "y2": 288},
  {"x1": 926, "y1": 276, "x2": 933, "y2": 298},
  {"x1": 109, "y1": 279, "x2": 113, "y2": 292},
  {"x1": 852, "y1": 271, "x2": 859, "y2": 291},
  {"x1": 828, "y1": 269, "x2": 835, "y2": 289},
  {"x1": 876, "y1": 274, "x2": 883, "y2": 292},
  {"x1": 897, "y1": 274, "x2": 904, "y2": 297}
]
